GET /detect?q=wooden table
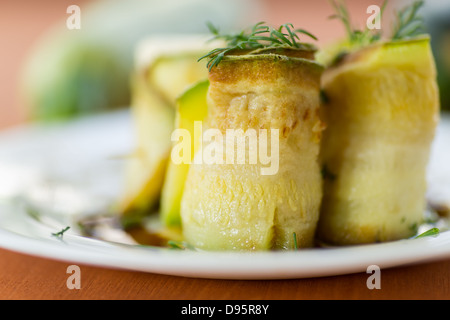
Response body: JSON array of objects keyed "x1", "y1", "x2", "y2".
[
  {"x1": 1, "y1": 0, "x2": 449, "y2": 301},
  {"x1": 0, "y1": 247, "x2": 449, "y2": 299}
]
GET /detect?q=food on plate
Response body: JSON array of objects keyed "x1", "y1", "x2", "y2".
[
  {"x1": 316, "y1": 0, "x2": 440, "y2": 245},
  {"x1": 179, "y1": 23, "x2": 324, "y2": 250},
  {"x1": 120, "y1": 36, "x2": 220, "y2": 220},
  {"x1": 95, "y1": 1, "x2": 443, "y2": 251}
]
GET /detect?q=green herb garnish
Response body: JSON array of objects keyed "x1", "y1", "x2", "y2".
[
  {"x1": 167, "y1": 240, "x2": 196, "y2": 250},
  {"x1": 293, "y1": 232, "x2": 298, "y2": 250},
  {"x1": 329, "y1": 0, "x2": 425, "y2": 47},
  {"x1": 329, "y1": 0, "x2": 387, "y2": 46},
  {"x1": 52, "y1": 226, "x2": 70, "y2": 239},
  {"x1": 391, "y1": 0, "x2": 425, "y2": 40},
  {"x1": 198, "y1": 21, "x2": 317, "y2": 71},
  {"x1": 414, "y1": 227, "x2": 440, "y2": 239}
]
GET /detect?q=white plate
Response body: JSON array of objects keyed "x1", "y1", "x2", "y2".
[{"x1": 0, "y1": 110, "x2": 449, "y2": 280}]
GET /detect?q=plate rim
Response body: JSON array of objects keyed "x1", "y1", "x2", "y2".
[{"x1": 0, "y1": 225, "x2": 449, "y2": 279}]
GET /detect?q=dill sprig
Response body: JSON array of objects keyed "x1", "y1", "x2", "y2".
[
  {"x1": 329, "y1": 0, "x2": 387, "y2": 46},
  {"x1": 324, "y1": 0, "x2": 427, "y2": 66},
  {"x1": 414, "y1": 227, "x2": 440, "y2": 239},
  {"x1": 52, "y1": 226, "x2": 70, "y2": 239},
  {"x1": 391, "y1": 0, "x2": 425, "y2": 40},
  {"x1": 330, "y1": 0, "x2": 425, "y2": 45},
  {"x1": 167, "y1": 240, "x2": 196, "y2": 250},
  {"x1": 198, "y1": 21, "x2": 318, "y2": 71}
]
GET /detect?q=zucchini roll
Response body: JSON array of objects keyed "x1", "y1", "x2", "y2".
[
  {"x1": 120, "y1": 35, "x2": 217, "y2": 218},
  {"x1": 318, "y1": 37, "x2": 440, "y2": 245},
  {"x1": 180, "y1": 46, "x2": 324, "y2": 250}
]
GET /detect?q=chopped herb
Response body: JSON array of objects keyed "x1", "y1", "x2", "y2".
[
  {"x1": 167, "y1": 240, "x2": 195, "y2": 250},
  {"x1": 414, "y1": 227, "x2": 440, "y2": 239},
  {"x1": 52, "y1": 226, "x2": 70, "y2": 239},
  {"x1": 293, "y1": 232, "x2": 298, "y2": 250},
  {"x1": 199, "y1": 21, "x2": 317, "y2": 71}
]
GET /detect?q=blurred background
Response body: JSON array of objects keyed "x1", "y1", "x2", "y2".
[{"x1": 0, "y1": 0, "x2": 449, "y2": 130}]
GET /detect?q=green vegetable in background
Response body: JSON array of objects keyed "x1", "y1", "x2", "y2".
[
  {"x1": 22, "y1": 34, "x2": 129, "y2": 121},
  {"x1": 20, "y1": 0, "x2": 258, "y2": 122}
]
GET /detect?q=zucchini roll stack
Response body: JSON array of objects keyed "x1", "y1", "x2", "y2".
[{"x1": 180, "y1": 45, "x2": 324, "y2": 250}]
